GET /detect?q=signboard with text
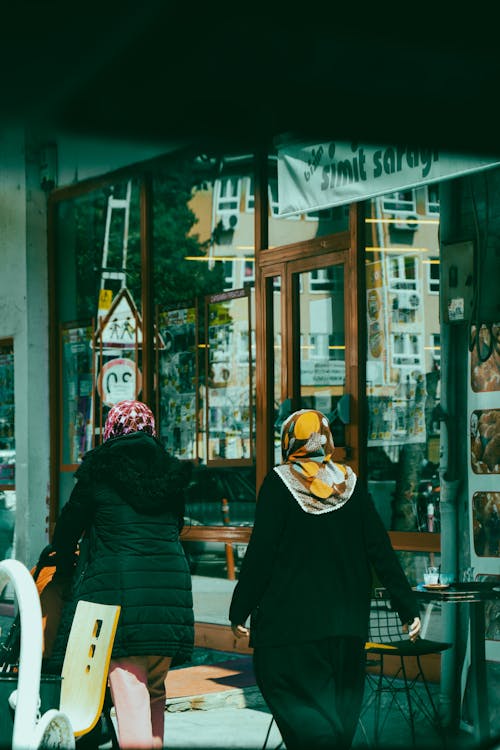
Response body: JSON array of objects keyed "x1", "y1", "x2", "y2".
[{"x1": 277, "y1": 140, "x2": 500, "y2": 216}]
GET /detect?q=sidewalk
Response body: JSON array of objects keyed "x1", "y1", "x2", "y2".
[
  {"x1": 100, "y1": 649, "x2": 489, "y2": 750},
  {"x1": 92, "y1": 574, "x2": 499, "y2": 749},
  {"x1": 166, "y1": 653, "x2": 261, "y2": 713},
  {"x1": 103, "y1": 652, "x2": 282, "y2": 750}
]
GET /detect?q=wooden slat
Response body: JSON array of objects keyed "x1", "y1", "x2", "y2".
[
  {"x1": 195, "y1": 624, "x2": 442, "y2": 683},
  {"x1": 388, "y1": 531, "x2": 441, "y2": 553},
  {"x1": 182, "y1": 526, "x2": 440, "y2": 554},
  {"x1": 194, "y1": 622, "x2": 252, "y2": 655},
  {"x1": 181, "y1": 525, "x2": 251, "y2": 543}
]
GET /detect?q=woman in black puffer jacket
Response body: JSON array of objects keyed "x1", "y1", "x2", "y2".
[{"x1": 49, "y1": 400, "x2": 194, "y2": 749}]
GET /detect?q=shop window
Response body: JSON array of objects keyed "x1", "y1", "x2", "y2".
[
  {"x1": 52, "y1": 151, "x2": 258, "y2": 593},
  {"x1": 205, "y1": 289, "x2": 254, "y2": 464},
  {"x1": 148, "y1": 153, "x2": 259, "y2": 589},
  {"x1": 157, "y1": 305, "x2": 198, "y2": 460},
  {"x1": 55, "y1": 179, "x2": 142, "y2": 474},
  {"x1": 267, "y1": 152, "x2": 348, "y2": 247},
  {"x1": 153, "y1": 153, "x2": 255, "y2": 468},
  {"x1": 365, "y1": 195, "x2": 441, "y2": 537},
  {"x1": 0, "y1": 339, "x2": 15, "y2": 562},
  {"x1": 299, "y1": 265, "x2": 346, "y2": 450},
  {"x1": 60, "y1": 323, "x2": 94, "y2": 466}
]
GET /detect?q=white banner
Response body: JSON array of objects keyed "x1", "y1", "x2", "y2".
[{"x1": 277, "y1": 140, "x2": 500, "y2": 216}]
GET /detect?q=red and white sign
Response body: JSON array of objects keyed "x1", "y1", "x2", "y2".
[{"x1": 97, "y1": 358, "x2": 142, "y2": 406}]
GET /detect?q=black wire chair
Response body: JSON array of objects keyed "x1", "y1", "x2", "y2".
[{"x1": 361, "y1": 588, "x2": 452, "y2": 748}]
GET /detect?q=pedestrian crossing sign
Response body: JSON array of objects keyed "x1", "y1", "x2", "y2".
[{"x1": 96, "y1": 287, "x2": 142, "y2": 349}]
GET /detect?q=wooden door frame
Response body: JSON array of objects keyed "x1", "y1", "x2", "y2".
[{"x1": 255, "y1": 203, "x2": 365, "y2": 481}]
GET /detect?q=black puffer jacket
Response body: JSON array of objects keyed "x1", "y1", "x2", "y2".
[{"x1": 49, "y1": 431, "x2": 194, "y2": 669}]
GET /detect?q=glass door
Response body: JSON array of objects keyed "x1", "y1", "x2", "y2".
[
  {"x1": 296, "y1": 261, "x2": 349, "y2": 456},
  {"x1": 262, "y1": 245, "x2": 361, "y2": 476}
]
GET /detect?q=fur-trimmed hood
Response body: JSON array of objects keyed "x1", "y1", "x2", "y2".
[{"x1": 74, "y1": 432, "x2": 193, "y2": 515}]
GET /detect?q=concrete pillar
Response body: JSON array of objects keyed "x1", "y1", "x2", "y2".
[{"x1": 0, "y1": 127, "x2": 50, "y2": 568}]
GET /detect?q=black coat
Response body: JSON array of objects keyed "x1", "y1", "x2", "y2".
[
  {"x1": 229, "y1": 469, "x2": 420, "y2": 648},
  {"x1": 49, "y1": 431, "x2": 194, "y2": 668}
]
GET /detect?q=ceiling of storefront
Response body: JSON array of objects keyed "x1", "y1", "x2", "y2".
[{"x1": 3, "y1": 2, "x2": 500, "y2": 156}]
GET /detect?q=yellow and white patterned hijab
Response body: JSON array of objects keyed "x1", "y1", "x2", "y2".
[{"x1": 274, "y1": 408, "x2": 357, "y2": 514}]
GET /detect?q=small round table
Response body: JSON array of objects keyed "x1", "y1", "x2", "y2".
[{"x1": 413, "y1": 580, "x2": 500, "y2": 747}]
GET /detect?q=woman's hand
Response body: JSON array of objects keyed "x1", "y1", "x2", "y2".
[
  {"x1": 231, "y1": 623, "x2": 249, "y2": 639},
  {"x1": 403, "y1": 616, "x2": 421, "y2": 642}
]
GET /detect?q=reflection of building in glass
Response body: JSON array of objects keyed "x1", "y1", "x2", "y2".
[
  {"x1": 206, "y1": 292, "x2": 253, "y2": 462},
  {"x1": 365, "y1": 189, "x2": 442, "y2": 533},
  {"x1": 158, "y1": 308, "x2": 197, "y2": 459},
  {"x1": 366, "y1": 189, "x2": 440, "y2": 448},
  {"x1": 187, "y1": 157, "x2": 351, "y2": 461}
]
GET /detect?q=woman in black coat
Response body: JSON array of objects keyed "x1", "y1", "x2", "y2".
[
  {"x1": 50, "y1": 400, "x2": 194, "y2": 749},
  {"x1": 230, "y1": 408, "x2": 421, "y2": 750}
]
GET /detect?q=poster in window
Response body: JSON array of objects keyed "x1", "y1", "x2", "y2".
[
  {"x1": 470, "y1": 409, "x2": 500, "y2": 474},
  {"x1": 61, "y1": 323, "x2": 93, "y2": 465},
  {"x1": 471, "y1": 323, "x2": 500, "y2": 392},
  {"x1": 206, "y1": 289, "x2": 252, "y2": 463},
  {"x1": 158, "y1": 306, "x2": 197, "y2": 459}
]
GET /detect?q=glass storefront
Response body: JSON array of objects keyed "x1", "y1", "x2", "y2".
[
  {"x1": 55, "y1": 179, "x2": 142, "y2": 463},
  {"x1": 150, "y1": 154, "x2": 258, "y2": 587},
  {"x1": 365, "y1": 189, "x2": 442, "y2": 582},
  {"x1": 267, "y1": 153, "x2": 349, "y2": 248},
  {"x1": 50, "y1": 151, "x2": 443, "y2": 625}
]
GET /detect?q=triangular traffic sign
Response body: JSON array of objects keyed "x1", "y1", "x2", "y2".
[{"x1": 96, "y1": 287, "x2": 142, "y2": 349}]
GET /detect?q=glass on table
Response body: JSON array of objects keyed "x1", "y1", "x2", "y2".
[{"x1": 424, "y1": 566, "x2": 440, "y2": 585}]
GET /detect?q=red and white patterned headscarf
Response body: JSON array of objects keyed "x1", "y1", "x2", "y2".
[
  {"x1": 103, "y1": 400, "x2": 157, "y2": 442},
  {"x1": 274, "y1": 409, "x2": 356, "y2": 514}
]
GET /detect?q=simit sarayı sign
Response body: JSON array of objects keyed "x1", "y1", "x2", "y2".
[{"x1": 277, "y1": 140, "x2": 500, "y2": 216}]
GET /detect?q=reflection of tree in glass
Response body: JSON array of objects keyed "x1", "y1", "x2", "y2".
[
  {"x1": 152, "y1": 160, "x2": 225, "y2": 310},
  {"x1": 73, "y1": 161, "x2": 225, "y2": 320},
  {"x1": 74, "y1": 190, "x2": 109, "y2": 319}
]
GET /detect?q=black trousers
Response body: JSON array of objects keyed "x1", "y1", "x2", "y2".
[{"x1": 253, "y1": 635, "x2": 366, "y2": 750}]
